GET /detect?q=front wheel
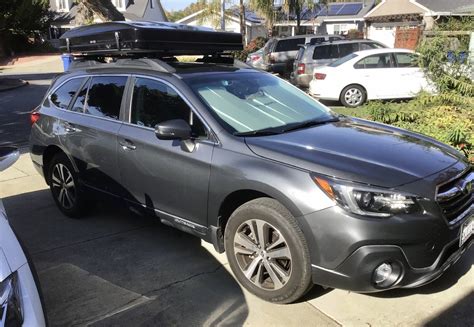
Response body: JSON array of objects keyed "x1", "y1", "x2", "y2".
[
  {"x1": 340, "y1": 85, "x2": 367, "y2": 107},
  {"x1": 224, "y1": 198, "x2": 313, "y2": 304}
]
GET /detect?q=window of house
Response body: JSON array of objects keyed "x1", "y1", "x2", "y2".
[
  {"x1": 131, "y1": 78, "x2": 207, "y2": 138},
  {"x1": 85, "y1": 76, "x2": 127, "y2": 120},
  {"x1": 50, "y1": 78, "x2": 85, "y2": 110},
  {"x1": 57, "y1": 0, "x2": 69, "y2": 12}
]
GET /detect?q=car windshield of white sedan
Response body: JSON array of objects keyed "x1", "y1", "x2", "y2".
[{"x1": 187, "y1": 72, "x2": 336, "y2": 135}]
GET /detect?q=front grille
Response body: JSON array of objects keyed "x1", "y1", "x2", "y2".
[{"x1": 436, "y1": 169, "x2": 474, "y2": 225}]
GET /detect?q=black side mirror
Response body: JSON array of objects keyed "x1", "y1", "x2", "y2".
[
  {"x1": 155, "y1": 119, "x2": 192, "y2": 141},
  {"x1": 0, "y1": 147, "x2": 19, "y2": 172}
]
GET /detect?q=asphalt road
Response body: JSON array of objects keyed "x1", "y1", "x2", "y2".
[{"x1": 0, "y1": 74, "x2": 54, "y2": 147}]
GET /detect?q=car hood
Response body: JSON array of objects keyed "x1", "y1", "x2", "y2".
[{"x1": 245, "y1": 118, "x2": 466, "y2": 188}]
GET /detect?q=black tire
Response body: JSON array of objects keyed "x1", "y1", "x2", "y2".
[
  {"x1": 224, "y1": 198, "x2": 313, "y2": 304},
  {"x1": 47, "y1": 153, "x2": 87, "y2": 218},
  {"x1": 340, "y1": 84, "x2": 367, "y2": 108}
]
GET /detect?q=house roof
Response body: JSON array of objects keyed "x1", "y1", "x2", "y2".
[
  {"x1": 416, "y1": 0, "x2": 474, "y2": 14},
  {"x1": 365, "y1": 0, "x2": 474, "y2": 18}
]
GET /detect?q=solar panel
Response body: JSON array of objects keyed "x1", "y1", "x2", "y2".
[
  {"x1": 328, "y1": 4, "x2": 344, "y2": 15},
  {"x1": 337, "y1": 3, "x2": 363, "y2": 15},
  {"x1": 317, "y1": 7, "x2": 328, "y2": 16}
]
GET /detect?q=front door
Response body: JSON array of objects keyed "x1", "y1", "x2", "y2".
[{"x1": 117, "y1": 76, "x2": 214, "y2": 226}]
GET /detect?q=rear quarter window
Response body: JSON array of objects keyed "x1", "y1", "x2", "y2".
[
  {"x1": 50, "y1": 78, "x2": 85, "y2": 109},
  {"x1": 274, "y1": 38, "x2": 305, "y2": 52},
  {"x1": 313, "y1": 45, "x2": 338, "y2": 60}
]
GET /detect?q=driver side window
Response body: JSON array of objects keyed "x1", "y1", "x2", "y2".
[{"x1": 131, "y1": 78, "x2": 208, "y2": 138}]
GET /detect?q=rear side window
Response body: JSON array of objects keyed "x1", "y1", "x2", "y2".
[
  {"x1": 338, "y1": 43, "x2": 359, "y2": 57},
  {"x1": 360, "y1": 42, "x2": 385, "y2": 50},
  {"x1": 295, "y1": 47, "x2": 306, "y2": 61},
  {"x1": 50, "y1": 78, "x2": 84, "y2": 109},
  {"x1": 395, "y1": 53, "x2": 418, "y2": 67},
  {"x1": 131, "y1": 78, "x2": 207, "y2": 137},
  {"x1": 70, "y1": 79, "x2": 90, "y2": 113},
  {"x1": 85, "y1": 76, "x2": 127, "y2": 120},
  {"x1": 274, "y1": 38, "x2": 305, "y2": 52},
  {"x1": 313, "y1": 45, "x2": 338, "y2": 60}
]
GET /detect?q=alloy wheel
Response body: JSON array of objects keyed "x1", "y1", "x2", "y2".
[
  {"x1": 344, "y1": 88, "x2": 363, "y2": 106},
  {"x1": 233, "y1": 219, "x2": 292, "y2": 291},
  {"x1": 51, "y1": 163, "x2": 76, "y2": 210}
]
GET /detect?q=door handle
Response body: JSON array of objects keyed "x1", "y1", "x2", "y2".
[
  {"x1": 119, "y1": 139, "x2": 137, "y2": 151},
  {"x1": 64, "y1": 122, "x2": 78, "y2": 133}
]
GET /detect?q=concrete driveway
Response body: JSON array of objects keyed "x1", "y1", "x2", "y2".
[{"x1": 1, "y1": 153, "x2": 473, "y2": 327}]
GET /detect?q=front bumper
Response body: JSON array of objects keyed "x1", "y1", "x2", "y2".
[{"x1": 297, "y1": 205, "x2": 473, "y2": 292}]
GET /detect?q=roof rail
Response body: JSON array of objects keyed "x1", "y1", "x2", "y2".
[{"x1": 69, "y1": 58, "x2": 176, "y2": 73}]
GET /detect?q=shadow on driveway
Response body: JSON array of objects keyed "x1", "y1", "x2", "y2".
[{"x1": 4, "y1": 189, "x2": 249, "y2": 326}]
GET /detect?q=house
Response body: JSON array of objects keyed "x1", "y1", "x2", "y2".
[
  {"x1": 365, "y1": 0, "x2": 474, "y2": 48},
  {"x1": 48, "y1": 0, "x2": 167, "y2": 46},
  {"x1": 176, "y1": 8, "x2": 266, "y2": 44},
  {"x1": 272, "y1": 1, "x2": 375, "y2": 37}
]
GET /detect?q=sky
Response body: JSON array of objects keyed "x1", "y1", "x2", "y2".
[{"x1": 161, "y1": 0, "x2": 239, "y2": 12}]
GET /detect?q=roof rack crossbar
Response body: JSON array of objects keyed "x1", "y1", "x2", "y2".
[{"x1": 69, "y1": 57, "x2": 176, "y2": 73}]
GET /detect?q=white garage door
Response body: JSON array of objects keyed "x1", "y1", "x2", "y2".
[{"x1": 368, "y1": 25, "x2": 396, "y2": 47}]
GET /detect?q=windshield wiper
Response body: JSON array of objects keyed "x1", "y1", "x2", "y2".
[
  {"x1": 233, "y1": 129, "x2": 283, "y2": 137},
  {"x1": 281, "y1": 117, "x2": 339, "y2": 133}
]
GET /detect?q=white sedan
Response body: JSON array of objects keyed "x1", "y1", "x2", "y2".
[
  {"x1": 309, "y1": 48, "x2": 433, "y2": 107},
  {"x1": 1, "y1": 147, "x2": 46, "y2": 327}
]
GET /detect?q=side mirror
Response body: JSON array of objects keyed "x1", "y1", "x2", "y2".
[
  {"x1": 155, "y1": 119, "x2": 192, "y2": 141},
  {"x1": 0, "y1": 147, "x2": 20, "y2": 172}
]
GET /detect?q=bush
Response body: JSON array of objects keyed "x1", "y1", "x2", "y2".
[{"x1": 234, "y1": 36, "x2": 268, "y2": 61}]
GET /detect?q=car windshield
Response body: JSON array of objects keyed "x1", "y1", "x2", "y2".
[
  {"x1": 185, "y1": 72, "x2": 336, "y2": 135},
  {"x1": 329, "y1": 53, "x2": 358, "y2": 67}
]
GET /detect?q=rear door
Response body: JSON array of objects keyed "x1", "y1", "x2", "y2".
[
  {"x1": 392, "y1": 52, "x2": 427, "y2": 97},
  {"x1": 61, "y1": 75, "x2": 128, "y2": 195},
  {"x1": 117, "y1": 76, "x2": 214, "y2": 227}
]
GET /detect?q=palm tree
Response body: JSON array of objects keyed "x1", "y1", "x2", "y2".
[
  {"x1": 248, "y1": 0, "x2": 277, "y2": 36},
  {"x1": 282, "y1": 0, "x2": 316, "y2": 35}
]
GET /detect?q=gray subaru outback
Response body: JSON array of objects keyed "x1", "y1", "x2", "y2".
[{"x1": 30, "y1": 24, "x2": 473, "y2": 304}]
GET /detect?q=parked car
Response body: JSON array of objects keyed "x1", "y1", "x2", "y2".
[
  {"x1": 246, "y1": 48, "x2": 265, "y2": 70},
  {"x1": 0, "y1": 147, "x2": 46, "y2": 326},
  {"x1": 30, "y1": 23, "x2": 473, "y2": 304},
  {"x1": 309, "y1": 48, "x2": 434, "y2": 107},
  {"x1": 262, "y1": 34, "x2": 344, "y2": 76},
  {"x1": 290, "y1": 39, "x2": 387, "y2": 88}
]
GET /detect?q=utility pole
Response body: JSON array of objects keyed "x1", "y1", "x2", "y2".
[
  {"x1": 240, "y1": 0, "x2": 246, "y2": 44},
  {"x1": 221, "y1": 0, "x2": 225, "y2": 31}
]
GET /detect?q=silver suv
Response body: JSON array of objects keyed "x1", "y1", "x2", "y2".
[
  {"x1": 290, "y1": 39, "x2": 387, "y2": 88},
  {"x1": 262, "y1": 34, "x2": 344, "y2": 76}
]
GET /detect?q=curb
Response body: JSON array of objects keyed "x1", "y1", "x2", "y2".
[{"x1": 0, "y1": 79, "x2": 29, "y2": 92}]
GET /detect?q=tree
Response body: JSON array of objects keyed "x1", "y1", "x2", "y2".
[
  {"x1": 282, "y1": 0, "x2": 316, "y2": 35},
  {"x1": 248, "y1": 0, "x2": 276, "y2": 35},
  {"x1": 75, "y1": 0, "x2": 125, "y2": 25},
  {"x1": 0, "y1": 0, "x2": 50, "y2": 56}
]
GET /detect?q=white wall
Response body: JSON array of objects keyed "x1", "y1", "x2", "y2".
[{"x1": 326, "y1": 22, "x2": 358, "y2": 35}]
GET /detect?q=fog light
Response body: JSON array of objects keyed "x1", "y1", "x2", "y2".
[
  {"x1": 373, "y1": 262, "x2": 402, "y2": 288},
  {"x1": 374, "y1": 263, "x2": 392, "y2": 284}
]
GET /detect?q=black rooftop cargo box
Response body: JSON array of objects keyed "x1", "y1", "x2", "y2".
[{"x1": 59, "y1": 21, "x2": 243, "y2": 56}]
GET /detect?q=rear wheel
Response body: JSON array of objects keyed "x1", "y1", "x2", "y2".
[
  {"x1": 340, "y1": 84, "x2": 366, "y2": 107},
  {"x1": 48, "y1": 153, "x2": 87, "y2": 218},
  {"x1": 224, "y1": 198, "x2": 312, "y2": 304}
]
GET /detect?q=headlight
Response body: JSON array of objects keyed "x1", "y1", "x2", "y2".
[
  {"x1": 0, "y1": 273, "x2": 23, "y2": 326},
  {"x1": 313, "y1": 175, "x2": 420, "y2": 217}
]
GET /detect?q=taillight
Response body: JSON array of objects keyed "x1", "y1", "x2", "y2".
[
  {"x1": 297, "y1": 63, "x2": 305, "y2": 75},
  {"x1": 314, "y1": 73, "x2": 327, "y2": 80},
  {"x1": 30, "y1": 111, "x2": 40, "y2": 125},
  {"x1": 252, "y1": 55, "x2": 261, "y2": 62}
]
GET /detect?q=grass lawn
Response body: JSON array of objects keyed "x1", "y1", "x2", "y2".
[{"x1": 330, "y1": 106, "x2": 371, "y2": 119}]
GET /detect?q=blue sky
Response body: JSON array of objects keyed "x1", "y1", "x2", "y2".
[{"x1": 161, "y1": 0, "x2": 197, "y2": 11}]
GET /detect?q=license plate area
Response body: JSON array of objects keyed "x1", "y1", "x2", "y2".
[{"x1": 459, "y1": 215, "x2": 473, "y2": 247}]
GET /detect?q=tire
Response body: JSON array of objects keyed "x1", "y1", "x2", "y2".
[
  {"x1": 224, "y1": 198, "x2": 313, "y2": 304},
  {"x1": 340, "y1": 84, "x2": 367, "y2": 107},
  {"x1": 47, "y1": 153, "x2": 87, "y2": 218}
]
